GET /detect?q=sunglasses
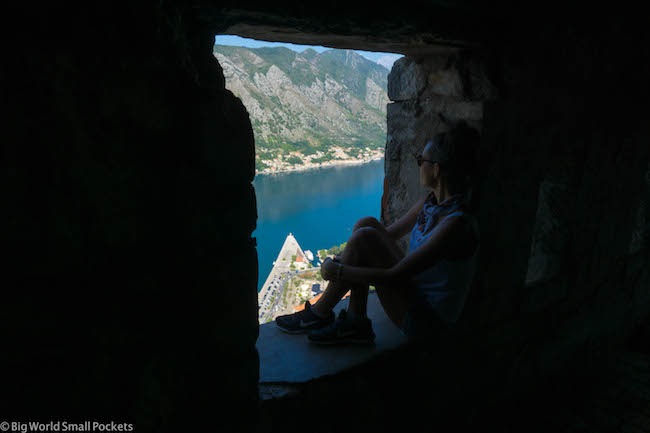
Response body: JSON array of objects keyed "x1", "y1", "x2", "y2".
[{"x1": 416, "y1": 154, "x2": 437, "y2": 167}]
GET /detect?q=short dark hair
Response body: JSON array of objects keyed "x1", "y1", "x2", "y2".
[{"x1": 429, "y1": 120, "x2": 480, "y2": 194}]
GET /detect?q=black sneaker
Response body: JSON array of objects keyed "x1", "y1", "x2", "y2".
[
  {"x1": 307, "y1": 309, "x2": 376, "y2": 345},
  {"x1": 275, "y1": 301, "x2": 335, "y2": 334}
]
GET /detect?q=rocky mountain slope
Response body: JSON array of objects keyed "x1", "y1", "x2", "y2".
[{"x1": 213, "y1": 45, "x2": 390, "y2": 159}]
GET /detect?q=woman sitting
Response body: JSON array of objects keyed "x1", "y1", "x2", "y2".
[{"x1": 276, "y1": 120, "x2": 480, "y2": 344}]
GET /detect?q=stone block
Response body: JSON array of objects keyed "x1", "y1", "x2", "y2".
[
  {"x1": 426, "y1": 67, "x2": 464, "y2": 98},
  {"x1": 390, "y1": 52, "x2": 497, "y2": 102},
  {"x1": 388, "y1": 57, "x2": 427, "y2": 101}
]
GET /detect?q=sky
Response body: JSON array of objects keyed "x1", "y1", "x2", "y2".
[{"x1": 214, "y1": 35, "x2": 402, "y2": 70}]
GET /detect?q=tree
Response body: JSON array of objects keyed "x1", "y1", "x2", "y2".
[
  {"x1": 327, "y1": 242, "x2": 347, "y2": 255},
  {"x1": 255, "y1": 160, "x2": 269, "y2": 171},
  {"x1": 286, "y1": 155, "x2": 302, "y2": 165}
]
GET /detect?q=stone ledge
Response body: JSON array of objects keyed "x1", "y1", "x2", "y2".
[{"x1": 256, "y1": 292, "x2": 408, "y2": 397}]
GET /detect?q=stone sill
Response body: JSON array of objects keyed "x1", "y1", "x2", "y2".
[{"x1": 256, "y1": 292, "x2": 408, "y2": 399}]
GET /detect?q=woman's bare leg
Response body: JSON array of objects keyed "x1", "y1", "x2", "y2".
[{"x1": 311, "y1": 217, "x2": 410, "y2": 328}]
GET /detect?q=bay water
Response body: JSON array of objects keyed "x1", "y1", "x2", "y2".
[{"x1": 253, "y1": 159, "x2": 384, "y2": 291}]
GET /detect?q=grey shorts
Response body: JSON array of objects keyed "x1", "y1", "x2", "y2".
[{"x1": 400, "y1": 297, "x2": 451, "y2": 340}]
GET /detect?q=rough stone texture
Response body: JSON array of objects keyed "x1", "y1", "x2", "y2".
[
  {"x1": 382, "y1": 15, "x2": 650, "y2": 413},
  {"x1": 383, "y1": 53, "x2": 491, "y2": 250},
  {"x1": 257, "y1": 340, "x2": 650, "y2": 433},
  {"x1": 205, "y1": 0, "x2": 496, "y2": 55},
  {"x1": 3, "y1": 3, "x2": 259, "y2": 432},
  {"x1": 387, "y1": 58, "x2": 427, "y2": 101}
]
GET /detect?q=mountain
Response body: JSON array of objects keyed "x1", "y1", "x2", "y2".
[{"x1": 213, "y1": 45, "x2": 390, "y2": 158}]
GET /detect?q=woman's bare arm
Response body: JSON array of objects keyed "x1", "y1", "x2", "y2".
[
  {"x1": 323, "y1": 215, "x2": 471, "y2": 288},
  {"x1": 385, "y1": 196, "x2": 428, "y2": 241}
]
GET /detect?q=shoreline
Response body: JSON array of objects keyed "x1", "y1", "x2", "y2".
[{"x1": 256, "y1": 154, "x2": 384, "y2": 176}]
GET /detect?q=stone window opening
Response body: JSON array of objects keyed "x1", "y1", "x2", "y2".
[
  {"x1": 212, "y1": 33, "x2": 418, "y2": 396},
  {"x1": 209, "y1": 28, "x2": 501, "y2": 406}
]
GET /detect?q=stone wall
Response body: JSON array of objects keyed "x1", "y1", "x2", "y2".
[
  {"x1": 383, "y1": 18, "x2": 650, "y2": 400},
  {"x1": 383, "y1": 51, "x2": 496, "y2": 249},
  {"x1": 3, "y1": 3, "x2": 259, "y2": 431}
]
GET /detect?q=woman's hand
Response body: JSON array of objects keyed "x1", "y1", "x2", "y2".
[{"x1": 320, "y1": 257, "x2": 340, "y2": 281}]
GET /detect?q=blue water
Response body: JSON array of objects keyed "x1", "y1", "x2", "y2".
[{"x1": 253, "y1": 159, "x2": 384, "y2": 291}]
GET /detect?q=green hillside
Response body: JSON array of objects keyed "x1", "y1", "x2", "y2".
[{"x1": 213, "y1": 45, "x2": 390, "y2": 168}]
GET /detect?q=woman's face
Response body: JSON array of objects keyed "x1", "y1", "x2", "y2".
[{"x1": 419, "y1": 142, "x2": 439, "y2": 188}]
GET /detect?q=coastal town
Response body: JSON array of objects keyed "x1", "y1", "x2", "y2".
[
  {"x1": 256, "y1": 146, "x2": 384, "y2": 175},
  {"x1": 258, "y1": 234, "x2": 347, "y2": 324}
]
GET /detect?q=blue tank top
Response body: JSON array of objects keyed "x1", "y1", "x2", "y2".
[{"x1": 408, "y1": 195, "x2": 480, "y2": 324}]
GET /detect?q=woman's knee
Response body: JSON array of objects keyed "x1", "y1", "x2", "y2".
[
  {"x1": 353, "y1": 216, "x2": 381, "y2": 232},
  {"x1": 345, "y1": 226, "x2": 402, "y2": 267},
  {"x1": 346, "y1": 227, "x2": 388, "y2": 259},
  {"x1": 348, "y1": 226, "x2": 380, "y2": 247},
  {"x1": 343, "y1": 227, "x2": 376, "y2": 257}
]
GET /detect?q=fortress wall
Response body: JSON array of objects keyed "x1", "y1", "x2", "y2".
[
  {"x1": 3, "y1": 4, "x2": 259, "y2": 431},
  {"x1": 383, "y1": 18, "x2": 650, "y2": 400}
]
